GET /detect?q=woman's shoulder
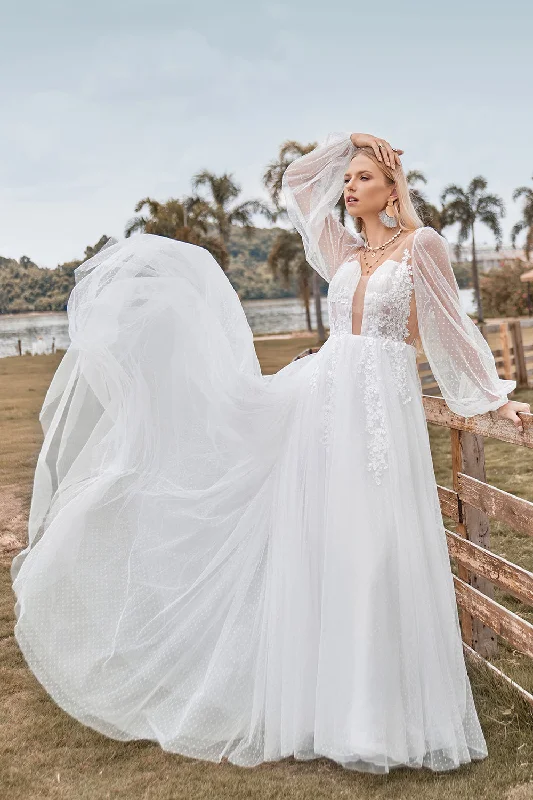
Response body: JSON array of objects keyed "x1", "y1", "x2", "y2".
[
  {"x1": 409, "y1": 225, "x2": 448, "y2": 249},
  {"x1": 411, "y1": 225, "x2": 442, "y2": 240}
]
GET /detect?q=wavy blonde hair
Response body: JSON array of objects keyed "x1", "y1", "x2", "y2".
[{"x1": 350, "y1": 146, "x2": 424, "y2": 237}]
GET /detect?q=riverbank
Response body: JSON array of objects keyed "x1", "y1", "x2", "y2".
[{"x1": 0, "y1": 288, "x2": 483, "y2": 358}]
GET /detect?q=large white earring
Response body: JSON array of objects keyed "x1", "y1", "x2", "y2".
[{"x1": 378, "y1": 198, "x2": 398, "y2": 228}]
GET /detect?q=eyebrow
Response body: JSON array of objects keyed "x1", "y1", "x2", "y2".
[{"x1": 344, "y1": 169, "x2": 372, "y2": 177}]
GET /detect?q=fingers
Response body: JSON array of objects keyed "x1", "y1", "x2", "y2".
[
  {"x1": 378, "y1": 141, "x2": 391, "y2": 167},
  {"x1": 393, "y1": 148, "x2": 404, "y2": 166},
  {"x1": 515, "y1": 403, "x2": 531, "y2": 433},
  {"x1": 374, "y1": 139, "x2": 403, "y2": 168},
  {"x1": 370, "y1": 141, "x2": 382, "y2": 163},
  {"x1": 514, "y1": 416, "x2": 524, "y2": 433},
  {"x1": 515, "y1": 407, "x2": 531, "y2": 432}
]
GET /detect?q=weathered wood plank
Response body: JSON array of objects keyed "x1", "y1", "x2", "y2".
[
  {"x1": 423, "y1": 396, "x2": 533, "y2": 448},
  {"x1": 456, "y1": 473, "x2": 533, "y2": 537},
  {"x1": 501, "y1": 321, "x2": 514, "y2": 380},
  {"x1": 446, "y1": 527, "x2": 533, "y2": 606},
  {"x1": 454, "y1": 575, "x2": 533, "y2": 659},
  {"x1": 510, "y1": 319, "x2": 529, "y2": 387},
  {"x1": 437, "y1": 484, "x2": 460, "y2": 522},
  {"x1": 463, "y1": 642, "x2": 533, "y2": 708},
  {"x1": 457, "y1": 429, "x2": 496, "y2": 656},
  {"x1": 451, "y1": 429, "x2": 474, "y2": 645}
]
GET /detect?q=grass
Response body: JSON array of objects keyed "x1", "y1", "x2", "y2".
[{"x1": 1, "y1": 345, "x2": 533, "y2": 799}]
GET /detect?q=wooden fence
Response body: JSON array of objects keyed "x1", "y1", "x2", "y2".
[
  {"x1": 424, "y1": 396, "x2": 533, "y2": 705},
  {"x1": 420, "y1": 318, "x2": 533, "y2": 394},
  {"x1": 294, "y1": 318, "x2": 533, "y2": 393},
  {"x1": 292, "y1": 319, "x2": 533, "y2": 703}
]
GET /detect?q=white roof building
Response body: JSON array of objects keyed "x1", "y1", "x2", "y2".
[{"x1": 450, "y1": 244, "x2": 528, "y2": 270}]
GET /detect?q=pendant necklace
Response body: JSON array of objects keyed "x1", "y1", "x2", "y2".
[{"x1": 361, "y1": 229, "x2": 403, "y2": 277}]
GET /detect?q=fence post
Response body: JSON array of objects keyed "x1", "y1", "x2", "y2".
[
  {"x1": 452, "y1": 428, "x2": 498, "y2": 658},
  {"x1": 450, "y1": 428, "x2": 473, "y2": 647},
  {"x1": 17, "y1": 338, "x2": 22, "y2": 356},
  {"x1": 499, "y1": 322, "x2": 513, "y2": 380},
  {"x1": 509, "y1": 319, "x2": 528, "y2": 388}
]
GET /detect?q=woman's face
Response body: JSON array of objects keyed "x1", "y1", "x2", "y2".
[{"x1": 343, "y1": 152, "x2": 395, "y2": 219}]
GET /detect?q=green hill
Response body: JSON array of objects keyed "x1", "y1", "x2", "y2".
[{"x1": 0, "y1": 227, "x2": 304, "y2": 315}]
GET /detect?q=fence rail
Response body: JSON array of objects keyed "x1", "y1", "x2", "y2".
[
  {"x1": 422, "y1": 397, "x2": 533, "y2": 703},
  {"x1": 293, "y1": 319, "x2": 533, "y2": 393}
]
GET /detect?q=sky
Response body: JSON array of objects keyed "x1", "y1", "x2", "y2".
[{"x1": 0, "y1": 0, "x2": 531, "y2": 267}]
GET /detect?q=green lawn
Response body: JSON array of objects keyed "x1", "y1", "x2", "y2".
[{"x1": 1, "y1": 347, "x2": 533, "y2": 800}]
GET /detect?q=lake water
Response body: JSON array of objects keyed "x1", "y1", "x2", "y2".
[{"x1": 0, "y1": 289, "x2": 476, "y2": 358}]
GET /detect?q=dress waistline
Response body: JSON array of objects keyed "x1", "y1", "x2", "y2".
[{"x1": 328, "y1": 331, "x2": 418, "y2": 354}]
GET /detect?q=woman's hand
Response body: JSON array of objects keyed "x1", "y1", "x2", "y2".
[
  {"x1": 496, "y1": 400, "x2": 531, "y2": 433},
  {"x1": 350, "y1": 133, "x2": 404, "y2": 168}
]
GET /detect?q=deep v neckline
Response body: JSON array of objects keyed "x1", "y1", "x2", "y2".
[
  {"x1": 349, "y1": 249, "x2": 411, "y2": 337},
  {"x1": 352, "y1": 231, "x2": 419, "y2": 285},
  {"x1": 355, "y1": 256, "x2": 400, "y2": 284}
]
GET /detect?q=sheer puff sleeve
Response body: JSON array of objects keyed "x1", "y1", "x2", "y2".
[
  {"x1": 281, "y1": 131, "x2": 365, "y2": 283},
  {"x1": 411, "y1": 226, "x2": 516, "y2": 418}
]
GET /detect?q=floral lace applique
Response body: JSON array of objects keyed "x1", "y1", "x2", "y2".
[
  {"x1": 312, "y1": 248, "x2": 416, "y2": 483},
  {"x1": 357, "y1": 248, "x2": 415, "y2": 484}
]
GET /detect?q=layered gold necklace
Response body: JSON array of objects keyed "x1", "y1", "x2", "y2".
[{"x1": 360, "y1": 229, "x2": 403, "y2": 276}]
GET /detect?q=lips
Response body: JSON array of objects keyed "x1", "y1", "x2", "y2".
[{"x1": 346, "y1": 197, "x2": 358, "y2": 204}]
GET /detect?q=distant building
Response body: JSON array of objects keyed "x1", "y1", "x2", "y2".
[{"x1": 451, "y1": 244, "x2": 529, "y2": 271}]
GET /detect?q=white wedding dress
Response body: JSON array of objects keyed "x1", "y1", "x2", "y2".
[{"x1": 11, "y1": 132, "x2": 516, "y2": 774}]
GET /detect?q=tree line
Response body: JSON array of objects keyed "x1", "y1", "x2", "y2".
[{"x1": 1, "y1": 136, "x2": 532, "y2": 330}]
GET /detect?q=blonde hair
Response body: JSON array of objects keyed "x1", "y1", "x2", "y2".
[{"x1": 350, "y1": 146, "x2": 424, "y2": 237}]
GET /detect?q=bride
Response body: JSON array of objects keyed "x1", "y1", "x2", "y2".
[{"x1": 11, "y1": 130, "x2": 530, "y2": 774}]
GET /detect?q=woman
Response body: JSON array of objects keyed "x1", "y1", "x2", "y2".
[{"x1": 11, "y1": 130, "x2": 530, "y2": 775}]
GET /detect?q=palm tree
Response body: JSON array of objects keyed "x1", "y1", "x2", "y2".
[
  {"x1": 440, "y1": 178, "x2": 505, "y2": 323},
  {"x1": 192, "y1": 171, "x2": 274, "y2": 246},
  {"x1": 267, "y1": 229, "x2": 314, "y2": 332},
  {"x1": 511, "y1": 176, "x2": 533, "y2": 261},
  {"x1": 405, "y1": 170, "x2": 443, "y2": 232},
  {"x1": 124, "y1": 196, "x2": 229, "y2": 269},
  {"x1": 83, "y1": 235, "x2": 112, "y2": 261},
  {"x1": 264, "y1": 139, "x2": 327, "y2": 342}
]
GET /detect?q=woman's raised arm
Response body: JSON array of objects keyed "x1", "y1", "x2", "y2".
[
  {"x1": 411, "y1": 226, "x2": 518, "y2": 417},
  {"x1": 281, "y1": 132, "x2": 364, "y2": 283}
]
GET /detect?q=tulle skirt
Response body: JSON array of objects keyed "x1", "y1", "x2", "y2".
[{"x1": 11, "y1": 234, "x2": 488, "y2": 773}]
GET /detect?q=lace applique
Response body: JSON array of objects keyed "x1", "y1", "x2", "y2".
[
  {"x1": 320, "y1": 334, "x2": 343, "y2": 446},
  {"x1": 327, "y1": 259, "x2": 360, "y2": 337},
  {"x1": 312, "y1": 249, "x2": 416, "y2": 482},
  {"x1": 381, "y1": 249, "x2": 415, "y2": 406},
  {"x1": 358, "y1": 337, "x2": 389, "y2": 484},
  {"x1": 328, "y1": 283, "x2": 354, "y2": 337},
  {"x1": 309, "y1": 359, "x2": 320, "y2": 393},
  {"x1": 361, "y1": 248, "x2": 413, "y2": 342},
  {"x1": 358, "y1": 248, "x2": 415, "y2": 484}
]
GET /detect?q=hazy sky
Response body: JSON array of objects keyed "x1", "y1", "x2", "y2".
[{"x1": 0, "y1": 0, "x2": 531, "y2": 267}]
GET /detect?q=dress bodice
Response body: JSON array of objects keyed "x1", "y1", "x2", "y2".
[
  {"x1": 327, "y1": 247, "x2": 418, "y2": 345},
  {"x1": 283, "y1": 131, "x2": 515, "y2": 423}
]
